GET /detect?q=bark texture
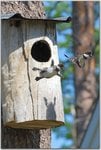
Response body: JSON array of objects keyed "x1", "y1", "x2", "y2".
[
  {"x1": 1, "y1": 1, "x2": 46, "y2": 19},
  {"x1": 1, "y1": 1, "x2": 52, "y2": 149},
  {"x1": 72, "y1": 1, "x2": 97, "y2": 147},
  {"x1": 1, "y1": 123, "x2": 51, "y2": 148}
]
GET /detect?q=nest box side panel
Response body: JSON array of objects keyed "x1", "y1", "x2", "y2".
[
  {"x1": 1, "y1": 20, "x2": 36, "y2": 125},
  {"x1": 25, "y1": 22, "x2": 64, "y2": 128}
]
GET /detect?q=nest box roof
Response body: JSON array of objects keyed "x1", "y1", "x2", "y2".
[{"x1": 1, "y1": 13, "x2": 72, "y2": 23}]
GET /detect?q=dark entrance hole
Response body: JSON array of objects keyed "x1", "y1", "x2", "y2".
[{"x1": 31, "y1": 40, "x2": 51, "y2": 62}]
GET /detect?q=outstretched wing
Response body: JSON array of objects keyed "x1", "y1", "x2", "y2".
[
  {"x1": 65, "y1": 54, "x2": 77, "y2": 64},
  {"x1": 65, "y1": 53, "x2": 85, "y2": 68},
  {"x1": 32, "y1": 67, "x2": 41, "y2": 71},
  {"x1": 51, "y1": 59, "x2": 54, "y2": 66},
  {"x1": 76, "y1": 58, "x2": 85, "y2": 68},
  {"x1": 64, "y1": 54, "x2": 70, "y2": 59}
]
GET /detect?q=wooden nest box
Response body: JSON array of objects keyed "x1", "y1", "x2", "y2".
[{"x1": 1, "y1": 13, "x2": 71, "y2": 129}]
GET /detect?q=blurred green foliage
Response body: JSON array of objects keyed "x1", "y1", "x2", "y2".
[{"x1": 44, "y1": 1, "x2": 100, "y2": 148}]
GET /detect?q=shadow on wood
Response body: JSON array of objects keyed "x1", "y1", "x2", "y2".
[{"x1": 44, "y1": 97, "x2": 56, "y2": 120}]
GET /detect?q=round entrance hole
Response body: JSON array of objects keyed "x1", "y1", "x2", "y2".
[{"x1": 31, "y1": 40, "x2": 51, "y2": 62}]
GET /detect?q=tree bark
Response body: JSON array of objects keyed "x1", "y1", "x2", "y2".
[
  {"x1": 72, "y1": 1, "x2": 97, "y2": 147},
  {"x1": 1, "y1": 122, "x2": 51, "y2": 148},
  {"x1": 1, "y1": 1, "x2": 46, "y2": 19},
  {"x1": 1, "y1": 1, "x2": 51, "y2": 148}
]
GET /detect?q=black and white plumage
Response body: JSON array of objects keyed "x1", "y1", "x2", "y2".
[
  {"x1": 65, "y1": 51, "x2": 93, "y2": 68},
  {"x1": 82, "y1": 51, "x2": 93, "y2": 59},
  {"x1": 32, "y1": 60, "x2": 64, "y2": 81}
]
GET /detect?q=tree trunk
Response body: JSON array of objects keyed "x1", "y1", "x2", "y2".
[
  {"x1": 72, "y1": 1, "x2": 97, "y2": 147},
  {"x1": 1, "y1": 123, "x2": 51, "y2": 148},
  {"x1": 1, "y1": 1, "x2": 51, "y2": 148}
]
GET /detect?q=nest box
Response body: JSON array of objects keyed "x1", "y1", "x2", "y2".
[{"x1": 1, "y1": 13, "x2": 71, "y2": 129}]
